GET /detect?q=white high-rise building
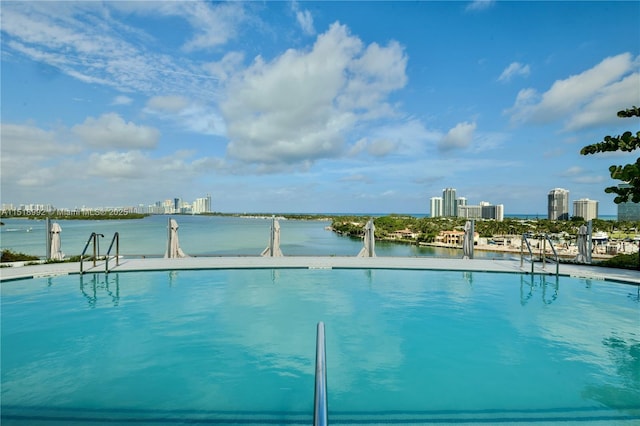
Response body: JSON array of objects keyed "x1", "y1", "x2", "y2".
[
  {"x1": 458, "y1": 202, "x2": 504, "y2": 221},
  {"x1": 457, "y1": 205, "x2": 482, "y2": 219},
  {"x1": 192, "y1": 194, "x2": 212, "y2": 214},
  {"x1": 573, "y1": 198, "x2": 598, "y2": 221},
  {"x1": 430, "y1": 197, "x2": 443, "y2": 218},
  {"x1": 482, "y1": 204, "x2": 504, "y2": 221},
  {"x1": 548, "y1": 188, "x2": 570, "y2": 220},
  {"x1": 456, "y1": 197, "x2": 467, "y2": 213}
]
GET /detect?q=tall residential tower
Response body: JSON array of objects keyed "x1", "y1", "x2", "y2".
[
  {"x1": 430, "y1": 197, "x2": 443, "y2": 218},
  {"x1": 548, "y1": 188, "x2": 570, "y2": 220},
  {"x1": 442, "y1": 188, "x2": 457, "y2": 217},
  {"x1": 573, "y1": 198, "x2": 598, "y2": 221}
]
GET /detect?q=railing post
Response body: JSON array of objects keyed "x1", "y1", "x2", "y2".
[
  {"x1": 520, "y1": 238, "x2": 524, "y2": 268},
  {"x1": 80, "y1": 232, "x2": 99, "y2": 275},
  {"x1": 105, "y1": 233, "x2": 120, "y2": 274},
  {"x1": 45, "y1": 217, "x2": 51, "y2": 260},
  {"x1": 92, "y1": 233, "x2": 97, "y2": 267},
  {"x1": 314, "y1": 321, "x2": 328, "y2": 426}
]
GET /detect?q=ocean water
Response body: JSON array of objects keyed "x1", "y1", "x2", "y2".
[
  {"x1": 0, "y1": 215, "x2": 510, "y2": 260},
  {"x1": 1, "y1": 269, "x2": 639, "y2": 424}
]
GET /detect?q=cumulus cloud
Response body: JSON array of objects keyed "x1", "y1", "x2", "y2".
[
  {"x1": 72, "y1": 113, "x2": 160, "y2": 149},
  {"x1": 88, "y1": 150, "x2": 148, "y2": 179},
  {"x1": 221, "y1": 22, "x2": 408, "y2": 168},
  {"x1": 506, "y1": 53, "x2": 638, "y2": 130},
  {"x1": 0, "y1": 123, "x2": 80, "y2": 187},
  {"x1": 564, "y1": 73, "x2": 639, "y2": 131},
  {"x1": 438, "y1": 121, "x2": 477, "y2": 151},
  {"x1": 498, "y1": 62, "x2": 530, "y2": 82},
  {"x1": 0, "y1": 120, "x2": 222, "y2": 204}
]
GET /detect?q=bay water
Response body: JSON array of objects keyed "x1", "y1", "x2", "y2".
[{"x1": 0, "y1": 215, "x2": 510, "y2": 259}]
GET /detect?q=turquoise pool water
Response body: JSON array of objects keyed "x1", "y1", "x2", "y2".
[{"x1": 1, "y1": 269, "x2": 639, "y2": 424}]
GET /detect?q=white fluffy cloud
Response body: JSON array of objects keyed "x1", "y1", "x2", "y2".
[
  {"x1": 221, "y1": 23, "x2": 408, "y2": 167},
  {"x1": 71, "y1": 113, "x2": 160, "y2": 149},
  {"x1": 507, "y1": 53, "x2": 638, "y2": 130},
  {"x1": 0, "y1": 120, "x2": 218, "y2": 204},
  {"x1": 0, "y1": 123, "x2": 80, "y2": 187},
  {"x1": 438, "y1": 121, "x2": 477, "y2": 151}
]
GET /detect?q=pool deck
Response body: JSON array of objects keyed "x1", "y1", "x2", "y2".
[{"x1": 1, "y1": 256, "x2": 639, "y2": 284}]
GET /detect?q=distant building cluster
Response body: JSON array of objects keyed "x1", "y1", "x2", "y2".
[
  {"x1": 1, "y1": 194, "x2": 213, "y2": 216},
  {"x1": 548, "y1": 188, "x2": 600, "y2": 221},
  {"x1": 142, "y1": 194, "x2": 212, "y2": 214},
  {"x1": 430, "y1": 188, "x2": 504, "y2": 221}
]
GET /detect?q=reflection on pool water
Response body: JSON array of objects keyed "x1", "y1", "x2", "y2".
[{"x1": 1, "y1": 269, "x2": 639, "y2": 424}]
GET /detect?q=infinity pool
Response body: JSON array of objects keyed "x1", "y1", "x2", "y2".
[{"x1": 1, "y1": 269, "x2": 639, "y2": 424}]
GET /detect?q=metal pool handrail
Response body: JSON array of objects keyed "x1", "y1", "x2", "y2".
[
  {"x1": 541, "y1": 233, "x2": 559, "y2": 276},
  {"x1": 314, "y1": 321, "x2": 328, "y2": 426},
  {"x1": 105, "y1": 232, "x2": 120, "y2": 274},
  {"x1": 80, "y1": 232, "x2": 103, "y2": 275},
  {"x1": 520, "y1": 234, "x2": 534, "y2": 274}
]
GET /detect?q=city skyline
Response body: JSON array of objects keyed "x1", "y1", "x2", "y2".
[
  {"x1": 1, "y1": 193, "x2": 213, "y2": 215},
  {"x1": 1, "y1": 2, "x2": 639, "y2": 215}
]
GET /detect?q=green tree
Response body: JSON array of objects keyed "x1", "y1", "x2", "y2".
[{"x1": 580, "y1": 106, "x2": 640, "y2": 203}]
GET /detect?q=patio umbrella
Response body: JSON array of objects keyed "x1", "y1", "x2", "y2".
[
  {"x1": 49, "y1": 222, "x2": 64, "y2": 260},
  {"x1": 575, "y1": 224, "x2": 588, "y2": 263},
  {"x1": 165, "y1": 218, "x2": 188, "y2": 258},
  {"x1": 463, "y1": 220, "x2": 474, "y2": 259},
  {"x1": 261, "y1": 217, "x2": 283, "y2": 257},
  {"x1": 358, "y1": 219, "x2": 376, "y2": 257}
]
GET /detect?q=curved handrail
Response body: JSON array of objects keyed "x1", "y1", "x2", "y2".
[
  {"x1": 542, "y1": 233, "x2": 559, "y2": 276},
  {"x1": 105, "y1": 232, "x2": 120, "y2": 274},
  {"x1": 520, "y1": 234, "x2": 534, "y2": 274},
  {"x1": 314, "y1": 321, "x2": 328, "y2": 426},
  {"x1": 80, "y1": 233, "x2": 96, "y2": 275},
  {"x1": 79, "y1": 233, "x2": 104, "y2": 274}
]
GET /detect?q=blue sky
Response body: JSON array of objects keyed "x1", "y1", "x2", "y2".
[{"x1": 1, "y1": 1, "x2": 639, "y2": 215}]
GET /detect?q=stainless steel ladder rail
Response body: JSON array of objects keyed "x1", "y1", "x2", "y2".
[
  {"x1": 79, "y1": 232, "x2": 104, "y2": 275},
  {"x1": 105, "y1": 232, "x2": 120, "y2": 274},
  {"x1": 520, "y1": 234, "x2": 535, "y2": 274},
  {"x1": 314, "y1": 321, "x2": 328, "y2": 426},
  {"x1": 541, "y1": 233, "x2": 559, "y2": 276}
]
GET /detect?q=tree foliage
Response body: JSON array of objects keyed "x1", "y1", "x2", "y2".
[{"x1": 580, "y1": 106, "x2": 640, "y2": 203}]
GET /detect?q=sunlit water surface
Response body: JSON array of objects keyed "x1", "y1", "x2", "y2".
[{"x1": 2, "y1": 269, "x2": 639, "y2": 424}]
